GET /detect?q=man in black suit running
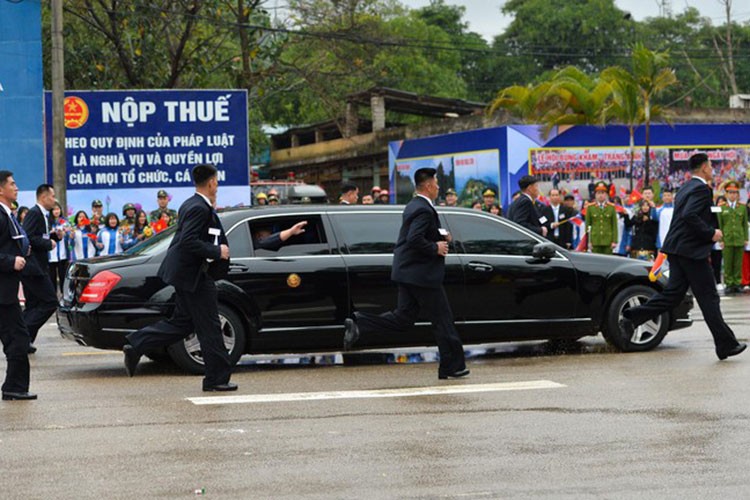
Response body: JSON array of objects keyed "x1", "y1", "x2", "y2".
[
  {"x1": 343, "y1": 168, "x2": 468, "y2": 379},
  {"x1": 21, "y1": 184, "x2": 60, "y2": 353},
  {"x1": 620, "y1": 153, "x2": 746, "y2": 360},
  {"x1": 0, "y1": 170, "x2": 36, "y2": 400},
  {"x1": 508, "y1": 175, "x2": 548, "y2": 237},
  {"x1": 123, "y1": 164, "x2": 237, "y2": 391}
]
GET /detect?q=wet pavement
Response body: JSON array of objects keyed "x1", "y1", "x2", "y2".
[{"x1": 2, "y1": 294, "x2": 750, "y2": 499}]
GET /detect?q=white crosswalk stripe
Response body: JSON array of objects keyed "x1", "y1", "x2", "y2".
[{"x1": 187, "y1": 380, "x2": 566, "y2": 405}]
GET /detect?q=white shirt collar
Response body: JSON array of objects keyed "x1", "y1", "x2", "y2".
[
  {"x1": 0, "y1": 201, "x2": 11, "y2": 216},
  {"x1": 196, "y1": 192, "x2": 212, "y2": 208},
  {"x1": 523, "y1": 193, "x2": 533, "y2": 202},
  {"x1": 693, "y1": 176, "x2": 708, "y2": 185},
  {"x1": 416, "y1": 194, "x2": 434, "y2": 207},
  {"x1": 36, "y1": 203, "x2": 48, "y2": 216}
]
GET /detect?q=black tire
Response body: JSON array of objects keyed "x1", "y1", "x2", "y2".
[
  {"x1": 603, "y1": 285, "x2": 668, "y2": 352},
  {"x1": 167, "y1": 304, "x2": 247, "y2": 375}
]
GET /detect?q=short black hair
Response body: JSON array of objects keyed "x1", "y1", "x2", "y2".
[
  {"x1": 414, "y1": 168, "x2": 437, "y2": 188},
  {"x1": 341, "y1": 182, "x2": 358, "y2": 195},
  {"x1": 518, "y1": 175, "x2": 538, "y2": 190},
  {"x1": 192, "y1": 164, "x2": 218, "y2": 186},
  {"x1": 36, "y1": 183, "x2": 54, "y2": 198},
  {"x1": 105, "y1": 212, "x2": 120, "y2": 227},
  {"x1": 549, "y1": 188, "x2": 560, "y2": 196},
  {"x1": 0, "y1": 170, "x2": 13, "y2": 186},
  {"x1": 689, "y1": 153, "x2": 709, "y2": 172},
  {"x1": 642, "y1": 186, "x2": 654, "y2": 193},
  {"x1": 564, "y1": 194, "x2": 575, "y2": 201}
]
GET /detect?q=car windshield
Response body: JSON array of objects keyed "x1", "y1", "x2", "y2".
[{"x1": 123, "y1": 225, "x2": 176, "y2": 256}]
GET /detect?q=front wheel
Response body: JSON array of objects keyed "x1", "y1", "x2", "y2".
[
  {"x1": 167, "y1": 304, "x2": 247, "y2": 374},
  {"x1": 603, "y1": 285, "x2": 669, "y2": 352}
]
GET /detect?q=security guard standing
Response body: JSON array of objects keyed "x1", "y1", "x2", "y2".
[
  {"x1": 718, "y1": 180, "x2": 748, "y2": 294},
  {"x1": 149, "y1": 190, "x2": 178, "y2": 227},
  {"x1": 586, "y1": 181, "x2": 618, "y2": 254},
  {"x1": 445, "y1": 188, "x2": 458, "y2": 207}
]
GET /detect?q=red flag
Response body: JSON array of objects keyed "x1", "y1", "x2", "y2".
[
  {"x1": 614, "y1": 204, "x2": 628, "y2": 214},
  {"x1": 575, "y1": 232, "x2": 588, "y2": 252},
  {"x1": 628, "y1": 189, "x2": 642, "y2": 205},
  {"x1": 537, "y1": 194, "x2": 550, "y2": 206},
  {"x1": 649, "y1": 252, "x2": 668, "y2": 282},
  {"x1": 609, "y1": 184, "x2": 616, "y2": 199}
]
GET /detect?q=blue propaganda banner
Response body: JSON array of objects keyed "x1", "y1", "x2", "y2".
[{"x1": 45, "y1": 89, "x2": 250, "y2": 215}]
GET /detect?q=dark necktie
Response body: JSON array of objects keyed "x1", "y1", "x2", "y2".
[{"x1": 9, "y1": 213, "x2": 30, "y2": 255}]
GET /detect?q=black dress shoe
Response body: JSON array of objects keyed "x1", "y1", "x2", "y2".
[
  {"x1": 28, "y1": 344, "x2": 37, "y2": 354},
  {"x1": 439, "y1": 369, "x2": 470, "y2": 380},
  {"x1": 2, "y1": 392, "x2": 38, "y2": 401},
  {"x1": 718, "y1": 343, "x2": 747, "y2": 360},
  {"x1": 123, "y1": 344, "x2": 141, "y2": 377},
  {"x1": 618, "y1": 317, "x2": 635, "y2": 338},
  {"x1": 343, "y1": 318, "x2": 360, "y2": 350},
  {"x1": 203, "y1": 382, "x2": 238, "y2": 392}
]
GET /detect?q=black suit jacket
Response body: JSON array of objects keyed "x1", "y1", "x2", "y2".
[
  {"x1": 542, "y1": 204, "x2": 574, "y2": 247},
  {"x1": 391, "y1": 196, "x2": 445, "y2": 288},
  {"x1": 21, "y1": 205, "x2": 54, "y2": 276},
  {"x1": 661, "y1": 178, "x2": 716, "y2": 260},
  {"x1": 0, "y1": 208, "x2": 23, "y2": 304},
  {"x1": 158, "y1": 194, "x2": 225, "y2": 292},
  {"x1": 509, "y1": 195, "x2": 544, "y2": 236}
]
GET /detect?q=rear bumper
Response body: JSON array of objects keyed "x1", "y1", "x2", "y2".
[{"x1": 57, "y1": 304, "x2": 164, "y2": 350}]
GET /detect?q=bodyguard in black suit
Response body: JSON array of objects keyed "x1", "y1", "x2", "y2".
[
  {"x1": 21, "y1": 184, "x2": 60, "y2": 352},
  {"x1": 0, "y1": 171, "x2": 36, "y2": 400},
  {"x1": 124, "y1": 164, "x2": 237, "y2": 392},
  {"x1": 621, "y1": 154, "x2": 746, "y2": 360},
  {"x1": 541, "y1": 188, "x2": 575, "y2": 248},
  {"x1": 508, "y1": 175, "x2": 548, "y2": 237},
  {"x1": 343, "y1": 168, "x2": 468, "y2": 379}
]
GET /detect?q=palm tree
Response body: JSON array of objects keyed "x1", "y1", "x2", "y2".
[
  {"x1": 629, "y1": 43, "x2": 677, "y2": 186},
  {"x1": 600, "y1": 66, "x2": 643, "y2": 191},
  {"x1": 487, "y1": 82, "x2": 553, "y2": 124},
  {"x1": 539, "y1": 66, "x2": 613, "y2": 136}
]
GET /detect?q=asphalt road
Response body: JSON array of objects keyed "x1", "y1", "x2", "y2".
[{"x1": 2, "y1": 295, "x2": 750, "y2": 499}]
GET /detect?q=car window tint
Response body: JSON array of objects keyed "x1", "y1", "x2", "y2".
[
  {"x1": 332, "y1": 213, "x2": 401, "y2": 254},
  {"x1": 226, "y1": 221, "x2": 252, "y2": 258},
  {"x1": 449, "y1": 214, "x2": 537, "y2": 256},
  {"x1": 249, "y1": 215, "x2": 329, "y2": 256},
  {"x1": 124, "y1": 225, "x2": 175, "y2": 255}
]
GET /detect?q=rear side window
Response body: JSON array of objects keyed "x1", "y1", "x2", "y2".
[
  {"x1": 248, "y1": 215, "x2": 329, "y2": 257},
  {"x1": 332, "y1": 213, "x2": 401, "y2": 254},
  {"x1": 447, "y1": 214, "x2": 538, "y2": 256}
]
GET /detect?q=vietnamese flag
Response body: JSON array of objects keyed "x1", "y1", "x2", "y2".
[
  {"x1": 609, "y1": 184, "x2": 616, "y2": 199},
  {"x1": 628, "y1": 189, "x2": 643, "y2": 205}
]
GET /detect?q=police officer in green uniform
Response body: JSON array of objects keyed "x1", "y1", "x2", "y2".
[
  {"x1": 718, "y1": 180, "x2": 748, "y2": 294},
  {"x1": 586, "y1": 181, "x2": 618, "y2": 254},
  {"x1": 149, "y1": 190, "x2": 178, "y2": 227}
]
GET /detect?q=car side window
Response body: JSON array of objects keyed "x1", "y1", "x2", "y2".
[
  {"x1": 249, "y1": 215, "x2": 330, "y2": 257},
  {"x1": 448, "y1": 214, "x2": 538, "y2": 256},
  {"x1": 332, "y1": 213, "x2": 401, "y2": 254},
  {"x1": 225, "y1": 221, "x2": 253, "y2": 258}
]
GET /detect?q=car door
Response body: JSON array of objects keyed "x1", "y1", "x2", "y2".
[
  {"x1": 444, "y1": 211, "x2": 585, "y2": 341},
  {"x1": 328, "y1": 209, "x2": 466, "y2": 349},
  {"x1": 225, "y1": 212, "x2": 348, "y2": 352}
]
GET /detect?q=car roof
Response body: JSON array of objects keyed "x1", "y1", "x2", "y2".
[{"x1": 216, "y1": 204, "x2": 494, "y2": 225}]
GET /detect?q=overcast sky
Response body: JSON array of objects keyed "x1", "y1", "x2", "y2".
[{"x1": 400, "y1": 1, "x2": 746, "y2": 41}]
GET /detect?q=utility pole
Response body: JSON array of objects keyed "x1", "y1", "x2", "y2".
[{"x1": 51, "y1": 0, "x2": 66, "y2": 208}]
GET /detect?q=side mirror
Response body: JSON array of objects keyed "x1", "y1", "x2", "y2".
[{"x1": 530, "y1": 242, "x2": 557, "y2": 262}]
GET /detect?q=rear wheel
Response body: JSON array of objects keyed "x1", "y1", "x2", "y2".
[
  {"x1": 167, "y1": 304, "x2": 247, "y2": 375},
  {"x1": 603, "y1": 285, "x2": 668, "y2": 352}
]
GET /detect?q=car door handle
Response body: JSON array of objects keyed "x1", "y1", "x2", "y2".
[
  {"x1": 228, "y1": 263, "x2": 249, "y2": 273},
  {"x1": 468, "y1": 261, "x2": 493, "y2": 272}
]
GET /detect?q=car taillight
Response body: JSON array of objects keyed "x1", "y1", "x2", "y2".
[{"x1": 79, "y1": 270, "x2": 122, "y2": 303}]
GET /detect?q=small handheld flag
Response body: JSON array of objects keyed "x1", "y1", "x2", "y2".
[{"x1": 649, "y1": 252, "x2": 667, "y2": 282}]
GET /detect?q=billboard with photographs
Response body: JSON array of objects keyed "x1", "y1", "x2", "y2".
[{"x1": 390, "y1": 149, "x2": 500, "y2": 206}]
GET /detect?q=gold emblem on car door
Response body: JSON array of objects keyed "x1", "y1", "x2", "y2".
[{"x1": 287, "y1": 273, "x2": 302, "y2": 288}]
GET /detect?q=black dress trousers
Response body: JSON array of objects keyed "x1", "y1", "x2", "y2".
[
  {"x1": 625, "y1": 254, "x2": 740, "y2": 355},
  {"x1": 0, "y1": 302, "x2": 31, "y2": 393},
  {"x1": 126, "y1": 277, "x2": 232, "y2": 387},
  {"x1": 356, "y1": 283, "x2": 466, "y2": 376}
]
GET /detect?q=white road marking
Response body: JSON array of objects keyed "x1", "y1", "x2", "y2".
[
  {"x1": 61, "y1": 351, "x2": 120, "y2": 356},
  {"x1": 187, "y1": 380, "x2": 565, "y2": 405}
]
